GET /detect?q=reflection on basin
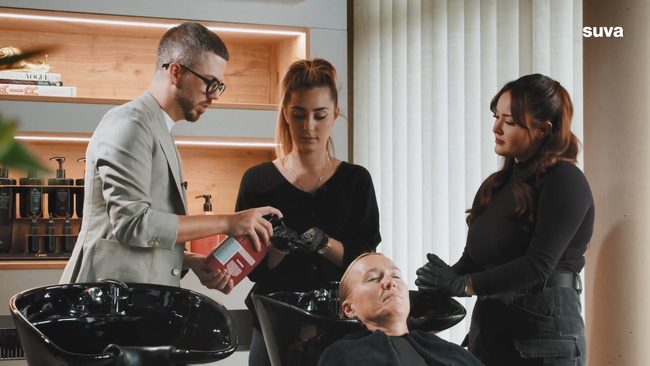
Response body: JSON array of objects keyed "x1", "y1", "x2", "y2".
[
  {"x1": 252, "y1": 288, "x2": 466, "y2": 366},
  {"x1": 10, "y1": 280, "x2": 238, "y2": 365}
]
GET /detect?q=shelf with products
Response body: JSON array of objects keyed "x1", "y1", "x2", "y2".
[
  {"x1": 1, "y1": 129, "x2": 276, "y2": 268},
  {"x1": 11, "y1": 131, "x2": 277, "y2": 215},
  {"x1": 0, "y1": 7, "x2": 308, "y2": 109}
]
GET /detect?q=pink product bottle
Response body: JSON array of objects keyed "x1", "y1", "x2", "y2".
[{"x1": 190, "y1": 195, "x2": 225, "y2": 256}]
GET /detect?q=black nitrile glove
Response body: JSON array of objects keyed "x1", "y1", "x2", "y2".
[
  {"x1": 270, "y1": 226, "x2": 305, "y2": 253},
  {"x1": 414, "y1": 253, "x2": 470, "y2": 297},
  {"x1": 299, "y1": 227, "x2": 330, "y2": 252}
]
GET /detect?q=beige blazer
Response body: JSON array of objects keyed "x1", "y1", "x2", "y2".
[{"x1": 60, "y1": 92, "x2": 188, "y2": 286}]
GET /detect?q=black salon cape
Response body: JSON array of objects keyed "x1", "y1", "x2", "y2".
[{"x1": 316, "y1": 329, "x2": 484, "y2": 366}]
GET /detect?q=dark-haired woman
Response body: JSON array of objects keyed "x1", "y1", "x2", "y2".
[{"x1": 416, "y1": 74, "x2": 594, "y2": 366}]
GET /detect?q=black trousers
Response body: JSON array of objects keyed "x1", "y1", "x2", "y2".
[{"x1": 468, "y1": 287, "x2": 586, "y2": 366}]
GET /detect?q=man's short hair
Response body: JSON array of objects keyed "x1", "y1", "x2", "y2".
[{"x1": 156, "y1": 22, "x2": 229, "y2": 72}]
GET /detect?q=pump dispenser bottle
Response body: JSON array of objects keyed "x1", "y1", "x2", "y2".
[
  {"x1": 62, "y1": 214, "x2": 75, "y2": 253},
  {"x1": 19, "y1": 168, "x2": 43, "y2": 218},
  {"x1": 75, "y1": 158, "x2": 86, "y2": 219},
  {"x1": 0, "y1": 166, "x2": 17, "y2": 252},
  {"x1": 45, "y1": 214, "x2": 57, "y2": 253},
  {"x1": 28, "y1": 214, "x2": 40, "y2": 253},
  {"x1": 190, "y1": 195, "x2": 225, "y2": 256},
  {"x1": 47, "y1": 157, "x2": 73, "y2": 218}
]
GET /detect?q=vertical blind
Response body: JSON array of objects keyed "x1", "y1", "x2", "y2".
[{"x1": 352, "y1": 0, "x2": 583, "y2": 343}]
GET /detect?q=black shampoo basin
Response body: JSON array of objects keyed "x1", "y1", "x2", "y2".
[
  {"x1": 10, "y1": 279, "x2": 238, "y2": 365},
  {"x1": 252, "y1": 288, "x2": 466, "y2": 366}
]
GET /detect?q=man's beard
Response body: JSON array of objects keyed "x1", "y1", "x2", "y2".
[
  {"x1": 174, "y1": 79, "x2": 203, "y2": 122},
  {"x1": 177, "y1": 94, "x2": 199, "y2": 122}
]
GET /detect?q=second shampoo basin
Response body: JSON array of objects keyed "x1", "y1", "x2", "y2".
[{"x1": 252, "y1": 284, "x2": 466, "y2": 366}]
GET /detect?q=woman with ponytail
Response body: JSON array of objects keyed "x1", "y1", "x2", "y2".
[
  {"x1": 235, "y1": 58, "x2": 381, "y2": 366},
  {"x1": 416, "y1": 74, "x2": 594, "y2": 366}
]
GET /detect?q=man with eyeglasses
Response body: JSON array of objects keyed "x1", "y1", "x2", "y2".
[{"x1": 61, "y1": 22, "x2": 282, "y2": 295}]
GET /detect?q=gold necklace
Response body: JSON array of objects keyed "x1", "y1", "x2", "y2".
[{"x1": 289, "y1": 155, "x2": 329, "y2": 193}]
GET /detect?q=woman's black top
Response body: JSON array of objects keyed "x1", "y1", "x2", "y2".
[
  {"x1": 452, "y1": 161, "x2": 595, "y2": 295},
  {"x1": 235, "y1": 161, "x2": 381, "y2": 326}
]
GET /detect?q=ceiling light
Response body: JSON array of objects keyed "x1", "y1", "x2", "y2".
[
  {"x1": 0, "y1": 13, "x2": 305, "y2": 36},
  {"x1": 14, "y1": 136, "x2": 276, "y2": 147}
]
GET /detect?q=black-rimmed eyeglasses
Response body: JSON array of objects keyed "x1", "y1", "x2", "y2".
[{"x1": 162, "y1": 63, "x2": 227, "y2": 97}]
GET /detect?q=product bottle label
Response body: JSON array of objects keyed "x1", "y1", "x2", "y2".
[
  {"x1": 0, "y1": 191, "x2": 10, "y2": 211},
  {"x1": 30, "y1": 189, "x2": 42, "y2": 213}
]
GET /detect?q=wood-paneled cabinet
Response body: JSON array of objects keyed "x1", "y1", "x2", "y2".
[
  {"x1": 0, "y1": 7, "x2": 302, "y2": 268},
  {"x1": 0, "y1": 7, "x2": 308, "y2": 109}
]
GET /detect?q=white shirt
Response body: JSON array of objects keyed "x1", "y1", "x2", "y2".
[{"x1": 161, "y1": 110, "x2": 182, "y2": 179}]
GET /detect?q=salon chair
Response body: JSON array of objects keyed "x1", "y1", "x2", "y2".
[
  {"x1": 9, "y1": 279, "x2": 238, "y2": 366},
  {"x1": 251, "y1": 282, "x2": 466, "y2": 366}
]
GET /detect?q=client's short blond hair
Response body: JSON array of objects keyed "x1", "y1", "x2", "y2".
[{"x1": 338, "y1": 252, "x2": 384, "y2": 318}]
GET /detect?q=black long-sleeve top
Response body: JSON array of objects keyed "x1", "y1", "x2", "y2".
[
  {"x1": 235, "y1": 161, "x2": 381, "y2": 326},
  {"x1": 452, "y1": 161, "x2": 595, "y2": 295}
]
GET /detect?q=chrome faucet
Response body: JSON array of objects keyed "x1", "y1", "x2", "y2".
[
  {"x1": 69, "y1": 279, "x2": 132, "y2": 316},
  {"x1": 99, "y1": 278, "x2": 132, "y2": 315}
]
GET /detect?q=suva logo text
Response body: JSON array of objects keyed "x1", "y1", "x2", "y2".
[{"x1": 583, "y1": 27, "x2": 624, "y2": 37}]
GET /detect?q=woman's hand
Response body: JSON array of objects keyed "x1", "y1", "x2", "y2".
[
  {"x1": 299, "y1": 227, "x2": 330, "y2": 252},
  {"x1": 415, "y1": 253, "x2": 471, "y2": 297}
]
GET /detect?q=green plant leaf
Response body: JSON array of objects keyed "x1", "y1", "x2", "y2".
[
  {"x1": 0, "y1": 121, "x2": 18, "y2": 157},
  {"x1": 0, "y1": 121, "x2": 49, "y2": 172},
  {"x1": 0, "y1": 48, "x2": 55, "y2": 173},
  {"x1": 0, "y1": 138, "x2": 48, "y2": 172}
]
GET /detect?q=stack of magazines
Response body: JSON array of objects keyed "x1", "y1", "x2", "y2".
[{"x1": 0, "y1": 71, "x2": 76, "y2": 97}]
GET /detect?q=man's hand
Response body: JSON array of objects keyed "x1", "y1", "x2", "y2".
[
  {"x1": 414, "y1": 253, "x2": 470, "y2": 297},
  {"x1": 227, "y1": 206, "x2": 283, "y2": 252},
  {"x1": 184, "y1": 252, "x2": 234, "y2": 294}
]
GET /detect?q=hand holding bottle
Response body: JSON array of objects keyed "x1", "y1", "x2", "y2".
[
  {"x1": 270, "y1": 226, "x2": 305, "y2": 253},
  {"x1": 226, "y1": 206, "x2": 283, "y2": 252},
  {"x1": 271, "y1": 226, "x2": 330, "y2": 254}
]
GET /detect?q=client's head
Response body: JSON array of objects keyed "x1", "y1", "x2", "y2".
[{"x1": 339, "y1": 253, "x2": 410, "y2": 335}]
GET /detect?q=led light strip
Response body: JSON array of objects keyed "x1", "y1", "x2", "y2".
[
  {"x1": 15, "y1": 136, "x2": 90, "y2": 142},
  {"x1": 14, "y1": 136, "x2": 277, "y2": 147},
  {"x1": 0, "y1": 13, "x2": 305, "y2": 36},
  {"x1": 175, "y1": 140, "x2": 277, "y2": 147}
]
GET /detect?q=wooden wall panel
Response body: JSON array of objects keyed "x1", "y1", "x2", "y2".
[
  {"x1": 178, "y1": 146, "x2": 275, "y2": 214},
  {"x1": 0, "y1": 31, "x2": 276, "y2": 104},
  {"x1": 0, "y1": 7, "x2": 307, "y2": 106}
]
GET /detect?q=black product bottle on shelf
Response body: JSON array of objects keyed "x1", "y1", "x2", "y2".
[
  {"x1": 62, "y1": 214, "x2": 76, "y2": 253},
  {"x1": 19, "y1": 168, "x2": 44, "y2": 218},
  {"x1": 75, "y1": 158, "x2": 86, "y2": 219},
  {"x1": 47, "y1": 157, "x2": 73, "y2": 218},
  {"x1": 28, "y1": 214, "x2": 40, "y2": 253},
  {"x1": 0, "y1": 166, "x2": 17, "y2": 252},
  {"x1": 45, "y1": 214, "x2": 57, "y2": 253}
]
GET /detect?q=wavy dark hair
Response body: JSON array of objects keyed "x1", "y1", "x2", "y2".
[{"x1": 466, "y1": 74, "x2": 580, "y2": 225}]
